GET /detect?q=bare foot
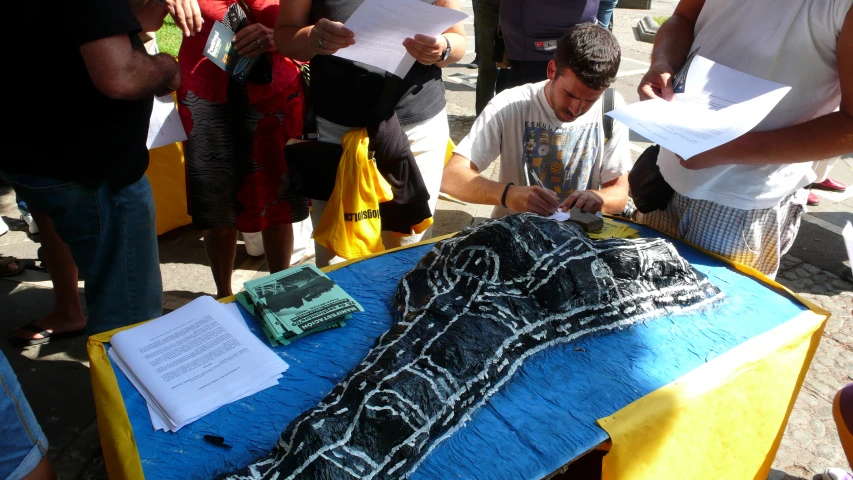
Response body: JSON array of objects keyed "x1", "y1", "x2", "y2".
[{"x1": 13, "y1": 311, "x2": 87, "y2": 342}]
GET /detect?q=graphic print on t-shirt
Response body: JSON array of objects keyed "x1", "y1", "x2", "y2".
[{"x1": 521, "y1": 120, "x2": 600, "y2": 199}]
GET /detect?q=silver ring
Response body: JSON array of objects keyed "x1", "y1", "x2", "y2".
[
  {"x1": 255, "y1": 39, "x2": 263, "y2": 48},
  {"x1": 318, "y1": 38, "x2": 324, "y2": 48}
]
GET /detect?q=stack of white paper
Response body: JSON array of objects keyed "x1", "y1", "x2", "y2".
[{"x1": 109, "y1": 296, "x2": 288, "y2": 432}]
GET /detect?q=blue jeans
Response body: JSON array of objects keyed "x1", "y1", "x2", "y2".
[
  {"x1": 2, "y1": 173, "x2": 163, "y2": 333},
  {"x1": 597, "y1": 0, "x2": 618, "y2": 29},
  {"x1": 0, "y1": 351, "x2": 48, "y2": 480}
]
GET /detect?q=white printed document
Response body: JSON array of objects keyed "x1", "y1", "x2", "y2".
[
  {"x1": 147, "y1": 94, "x2": 187, "y2": 150},
  {"x1": 109, "y1": 296, "x2": 287, "y2": 432},
  {"x1": 606, "y1": 54, "x2": 791, "y2": 160},
  {"x1": 333, "y1": 0, "x2": 467, "y2": 78}
]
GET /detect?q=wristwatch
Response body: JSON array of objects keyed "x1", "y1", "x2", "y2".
[{"x1": 438, "y1": 34, "x2": 451, "y2": 62}]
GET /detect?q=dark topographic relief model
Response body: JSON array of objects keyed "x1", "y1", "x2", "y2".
[{"x1": 223, "y1": 214, "x2": 723, "y2": 480}]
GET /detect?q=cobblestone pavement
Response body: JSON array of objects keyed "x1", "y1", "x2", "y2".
[{"x1": 772, "y1": 258, "x2": 853, "y2": 479}]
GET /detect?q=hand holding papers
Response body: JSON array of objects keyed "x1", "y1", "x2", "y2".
[
  {"x1": 109, "y1": 296, "x2": 288, "y2": 432},
  {"x1": 608, "y1": 55, "x2": 791, "y2": 160},
  {"x1": 332, "y1": 0, "x2": 467, "y2": 77}
]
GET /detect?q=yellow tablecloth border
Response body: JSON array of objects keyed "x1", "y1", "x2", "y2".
[
  {"x1": 596, "y1": 216, "x2": 829, "y2": 480},
  {"x1": 87, "y1": 221, "x2": 827, "y2": 480}
]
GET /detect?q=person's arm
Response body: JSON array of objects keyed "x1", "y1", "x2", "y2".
[
  {"x1": 164, "y1": 0, "x2": 203, "y2": 37},
  {"x1": 442, "y1": 155, "x2": 560, "y2": 216},
  {"x1": 637, "y1": 0, "x2": 705, "y2": 101},
  {"x1": 80, "y1": 34, "x2": 181, "y2": 100},
  {"x1": 275, "y1": 0, "x2": 354, "y2": 61},
  {"x1": 402, "y1": 0, "x2": 466, "y2": 68},
  {"x1": 681, "y1": 7, "x2": 853, "y2": 170},
  {"x1": 558, "y1": 175, "x2": 628, "y2": 214}
]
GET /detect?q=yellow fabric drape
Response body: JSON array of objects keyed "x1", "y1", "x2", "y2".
[{"x1": 313, "y1": 129, "x2": 394, "y2": 259}]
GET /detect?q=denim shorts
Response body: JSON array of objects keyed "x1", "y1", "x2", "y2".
[{"x1": 0, "y1": 352, "x2": 48, "y2": 480}]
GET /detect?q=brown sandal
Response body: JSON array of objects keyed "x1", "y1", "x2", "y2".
[{"x1": 0, "y1": 256, "x2": 25, "y2": 277}]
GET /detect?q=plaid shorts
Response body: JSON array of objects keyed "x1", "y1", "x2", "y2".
[{"x1": 641, "y1": 189, "x2": 807, "y2": 278}]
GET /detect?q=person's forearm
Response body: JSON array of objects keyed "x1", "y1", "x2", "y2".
[
  {"x1": 598, "y1": 184, "x2": 629, "y2": 214},
  {"x1": 121, "y1": 52, "x2": 180, "y2": 99},
  {"x1": 441, "y1": 160, "x2": 504, "y2": 206},
  {"x1": 435, "y1": 32, "x2": 466, "y2": 68},
  {"x1": 724, "y1": 111, "x2": 853, "y2": 165},
  {"x1": 649, "y1": 14, "x2": 696, "y2": 71},
  {"x1": 275, "y1": 25, "x2": 316, "y2": 61},
  {"x1": 104, "y1": 51, "x2": 179, "y2": 100}
]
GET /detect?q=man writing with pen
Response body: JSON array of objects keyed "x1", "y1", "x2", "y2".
[{"x1": 441, "y1": 24, "x2": 631, "y2": 218}]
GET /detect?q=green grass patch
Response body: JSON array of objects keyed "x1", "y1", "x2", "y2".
[
  {"x1": 157, "y1": 15, "x2": 183, "y2": 56},
  {"x1": 653, "y1": 15, "x2": 671, "y2": 26}
]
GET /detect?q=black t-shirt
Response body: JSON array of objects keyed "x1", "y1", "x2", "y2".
[
  {"x1": 3, "y1": 0, "x2": 153, "y2": 190},
  {"x1": 309, "y1": 0, "x2": 446, "y2": 127}
]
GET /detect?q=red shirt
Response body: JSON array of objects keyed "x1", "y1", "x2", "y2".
[{"x1": 177, "y1": 0, "x2": 300, "y2": 104}]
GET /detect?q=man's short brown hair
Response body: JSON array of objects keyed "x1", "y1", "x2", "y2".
[{"x1": 554, "y1": 24, "x2": 621, "y2": 90}]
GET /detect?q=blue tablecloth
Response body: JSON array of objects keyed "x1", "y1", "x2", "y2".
[{"x1": 107, "y1": 224, "x2": 807, "y2": 479}]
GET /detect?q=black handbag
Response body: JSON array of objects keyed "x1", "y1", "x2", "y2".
[
  {"x1": 627, "y1": 144, "x2": 674, "y2": 214},
  {"x1": 284, "y1": 62, "x2": 399, "y2": 201},
  {"x1": 284, "y1": 62, "x2": 342, "y2": 200}
]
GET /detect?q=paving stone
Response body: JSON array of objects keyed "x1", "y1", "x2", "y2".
[
  {"x1": 831, "y1": 279, "x2": 853, "y2": 290},
  {"x1": 814, "y1": 274, "x2": 828, "y2": 284},
  {"x1": 783, "y1": 271, "x2": 800, "y2": 281},
  {"x1": 808, "y1": 459, "x2": 832, "y2": 475},
  {"x1": 811, "y1": 285, "x2": 828, "y2": 295},
  {"x1": 787, "y1": 409, "x2": 808, "y2": 424},
  {"x1": 809, "y1": 418, "x2": 826, "y2": 437},
  {"x1": 801, "y1": 278, "x2": 815, "y2": 287},
  {"x1": 790, "y1": 428, "x2": 812, "y2": 445},
  {"x1": 797, "y1": 268, "x2": 813, "y2": 278},
  {"x1": 796, "y1": 391, "x2": 821, "y2": 407},
  {"x1": 831, "y1": 333, "x2": 849, "y2": 345},
  {"x1": 807, "y1": 379, "x2": 837, "y2": 396},
  {"x1": 803, "y1": 264, "x2": 822, "y2": 274}
]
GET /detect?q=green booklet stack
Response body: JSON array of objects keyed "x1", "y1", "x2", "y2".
[{"x1": 237, "y1": 264, "x2": 364, "y2": 347}]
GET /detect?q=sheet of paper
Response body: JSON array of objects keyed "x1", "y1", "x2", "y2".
[
  {"x1": 333, "y1": 0, "x2": 467, "y2": 77},
  {"x1": 606, "y1": 55, "x2": 790, "y2": 159},
  {"x1": 147, "y1": 95, "x2": 187, "y2": 150},
  {"x1": 843, "y1": 222, "x2": 853, "y2": 268},
  {"x1": 546, "y1": 210, "x2": 571, "y2": 222},
  {"x1": 110, "y1": 296, "x2": 287, "y2": 430}
]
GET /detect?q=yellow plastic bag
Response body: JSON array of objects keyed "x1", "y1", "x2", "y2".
[{"x1": 314, "y1": 129, "x2": 394, "y2": 259}]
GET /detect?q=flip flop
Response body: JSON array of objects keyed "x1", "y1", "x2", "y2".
[
  {"x1": 11, "y1": 323, "x2": 88, "y2": 347},
  {"x1": 0, "y1": 257, "x2": 25, "y2": 277}
]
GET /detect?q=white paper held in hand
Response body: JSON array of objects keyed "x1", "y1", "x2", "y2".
[
  {"x1": 109, "y1": 296, "x2": 287, "y2": 432},
  {"x1": 606, "y1": 55, "x2": 791, "y2": 160},
  {"x1": 843, "y1": 222, "x2": 853, "y2": 269},
  {"x1": 333, "y1": 0, "x2": 467, "y2": 78},
  {"x1": 147, "y1": 94, "x2": 188, "y2": 150}
]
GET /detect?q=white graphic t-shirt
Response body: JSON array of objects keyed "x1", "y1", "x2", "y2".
[{"x1": 454, "y1": 80, "x2": 632, "y2": 218}]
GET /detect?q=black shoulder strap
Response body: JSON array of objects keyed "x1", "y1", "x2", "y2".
[{"x1": 602, "y1": 87, "x2": 615, "y2": 141}]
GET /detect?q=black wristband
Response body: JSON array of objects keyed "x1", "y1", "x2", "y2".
[{"x1": 501, "y1": 182, "x2": 514, "y2": 208}]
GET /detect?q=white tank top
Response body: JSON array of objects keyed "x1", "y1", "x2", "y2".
[{"x1": 657, "y1": 0, "x2": 851, "y2": 210}]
